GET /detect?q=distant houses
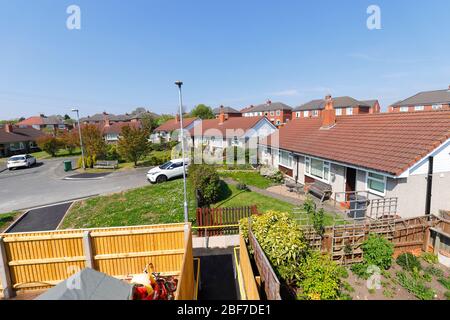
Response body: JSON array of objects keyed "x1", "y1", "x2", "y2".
[
  {"x1": 152, "y1": 115, "x2": 200, "y2": 143},
  {"x1": 16, "y1": 115, "x2": 72, "y2": 131},
  {"x1": 241, "y1": 100, "x2": 293, "y2": 126},
  {"x1": 389, "y1": 86, "x2": 450, "y2": 113},
  {"x1": 0, "y1": 124, "x2": 45, "y2": 157}
]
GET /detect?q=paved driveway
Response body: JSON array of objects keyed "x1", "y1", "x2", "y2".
[{"x1": 0, "y1": 159, "x2": 150, "y2": 213}]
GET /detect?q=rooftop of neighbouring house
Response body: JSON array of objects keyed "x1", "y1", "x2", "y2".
[
  {"x1": 294, "y1": 96, "x2": 376, "y2": 111},
  {"x1": 190, "y1": 116, "x2": 270, "y2": 137},
  {"x1": 391, "y1": 87, "x2": 450, "y2": 107},
  {"x1": 154, "y1": 117, "x2": 198, "y2": 132},
  {"x1": 0, "y1": 125, "x2": 46, "y2": 143},
  {"x1": 16, "y1": 115, "x2": 65, "y2": 126},
  {"x1": 80, "y1": 109, "x2": 158, "y2": 123},
  {"x1": 242, "y1": 101, "x2": 293, "y2": 113},
  {"x1": 212, "y1": 106, "x2": 241, "y2": 115},
  {"x1": 260, "y1": 110, "x2": 450, "y2": 176}
]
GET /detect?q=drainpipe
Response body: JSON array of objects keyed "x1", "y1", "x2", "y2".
[{"x1": 425, "y1": 156, "x2": 433, "y2": 216}]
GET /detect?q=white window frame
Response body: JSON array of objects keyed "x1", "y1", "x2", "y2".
[
  {"x1": 335, "y1": 108, "x2": 342, "y2": 116},
  {"x1": 304, "y1": 156, "x2": 330, "y2": 183},
  {"x1": 414, "y1": 105, "x2": 424, "y2": 111},
  {"x1": 311, "y1": 110, "x2": 319, "y2": 117},
  {"x1": 399, "y1": 106, "x2": 409, "y2": 112},
  {"x1": 303, "y1": 111, "x2": 309, "y2": 117},
  {"x1": 432, "y1": 104, "x2": 443, "y2": 110},
  {"x1": 346, "y1": 107, "x2": 353, "y2": 115},
  {"x1": 296, "y1": 112, "x2": 301, "y2": 118},
  {"x1": 270, "y1": 111, "x2": 275, "y2": 116},
  {"x1": 276, "y1": 110, "x2": 281, "y2": 116},
  {"x1": 279, "y1": 150, "x2": 293, "y2": 169},
  {"x1": 366, "y1": 172, "x2": 386, "y2": 196}
]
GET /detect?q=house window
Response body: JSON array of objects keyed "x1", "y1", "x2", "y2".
[
  {"x1": 303, "y1": 111, "x2": 309, "y2": 117},
  {"x1": 264, "y1": 112, "x2": 269, "y2": 116},
  {"x1": 279, "y1": 151, "x2": 293, "y2": 168},
  {"x1": 346, "y1": 107, "x2": 353, "y2": 115},
  {"x1": 296, "y1": 112, "x2": 301, "y2": 118},
  {"x1": 432, "y1": 104, "x2": 443, "y2": 110},
  {"x1": 276, "y1": 110, "x2": 281, "y2": 116},
  {"x1": 233, "y1": 136, "x2": 239, "y2": 145},
  {"x1": 305, "y1": 156, "x2": 330, "y2": 182},
  {"x1": 367, "y1": 172, "x2": 386, "y2": 196},
  {"x1": 259, "y1": 112, "x2": 263, "y2": 116},
  {"x1": 9, "y1": 142, "x2": 25, "y2": 151},
  {"x1": 276, "y1": 120, "x2": 281, "y2": 125},
  {"x1": 414, "y1": 105, "x2": 424, "y2": 111},
  {"x1": 312, "y1": 110, "x2": 319, "y2": 117},
  {"x1": 270, "y1": 111, "x2": 275, "y2": 116},
  {"x1": 399, "y1": 106, "x2": 409, "y2": 112},
  {"x1": 335, "y1": 108, "x2": 342, "y2": 116}
]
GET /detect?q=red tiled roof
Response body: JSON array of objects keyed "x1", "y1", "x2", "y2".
[
  {"x1": 16, "y1": 116, "x2": 46, "y2": 126},
  {"x1": 103, "y1": 122, "x2": 141, "y2": 135},
  {"x1": 154, "y1": 118, "x2": 197, "y2": 132},
  {"x1": 190, "y1": 116, "x2": 268, "y2": 137},
  {"x1": 261, "y1": 111, "x2": 450, "y2": 176}
]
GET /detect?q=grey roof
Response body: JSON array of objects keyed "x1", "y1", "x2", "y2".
[
  {"x1": 81, "y1": 110, "x2": 159, "y2": 122},
  {"x1": 294, "y1": 96, "x2": 371, "y2": 111},
  {"x1": 213, "y1": 106, "x2": 241, "y2": 115},
  {"x1": 0, "y1": 126, "x2": 46, "y2": 144},
  {"x1": 361, "y1": 100, "x2": 378, "y2": 108},
  {"x1": 392, "y1": 89, "x2": 450, "y2": 107},
  {"x1": 246, "y1": 102, "x2": 292, "y2": 113}
]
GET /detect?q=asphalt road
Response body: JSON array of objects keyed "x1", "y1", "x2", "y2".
[{"x1": 0, "y1": 159, "x2": 151, "y2": 213}]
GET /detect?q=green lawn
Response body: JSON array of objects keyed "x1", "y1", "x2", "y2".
[
  {"x1": 0, "y1": 212, "x2": 19, "y2": 232},
  {"x1": 31, "y1": 148, "x2": 81, "y2": 160},
  {"x1": 218, "y1": 170, "x2": 276, "y2": 189}
]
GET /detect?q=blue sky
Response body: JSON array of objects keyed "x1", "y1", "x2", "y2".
[{"x1": 0, "y1": 0, "x2": 449, "y2": 119}]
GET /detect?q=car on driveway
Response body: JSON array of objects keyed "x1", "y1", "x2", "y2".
[
  {"x1": 146, "y1": 158, "x2": 189, "y2": 183},
  {"x1": 7, "y1": 154, "x2": 37, "y2": 170}
]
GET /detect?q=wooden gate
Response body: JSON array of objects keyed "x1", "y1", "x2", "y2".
[{"x1": 196, "y1": 206, "x2": 258, "y2": 236}]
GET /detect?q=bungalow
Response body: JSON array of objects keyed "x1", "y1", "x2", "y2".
[
  {"x1": 190, "y1": 109, "x2": 276, "y2": 151},
  {"x1": 152, "y1": 115, "x2": 200, "y2": 143},
  {"x1": 80, "y1": 109, "x2": 158, "y2": 125},
  {"x1": 293, "y1": 96, "x2": 380, "y2": 119},
  {"x1": 101, "y1": 121, "x2": 142, "y2": 143},
  {"x1": 241, "y1": 101, "x2": 292, "y2": 126},
  {"x1": 389, "y1": 86, "x2": 450, "y2": 113},
  {"x1": 16, "y1": 115, "x2": 71, "y2": 131},
  {"x1": 212, "y1": 106, "x2": 242, "y2": 119},
  {"x1": 260, "y1": 95, "x2": 450, "y2": 219},
  {"x1": 0, "y1": 124, "x2": 45, "y2": 157}
]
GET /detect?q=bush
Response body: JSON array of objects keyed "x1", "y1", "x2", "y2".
[
  {"x1": 269, "y1": 171, "x2": 284, "y2": 184},
  {"x1": 445, "y1": 291, "x2": 450, "y2": 300},
  {"x1": 36, "y1": 135, "x2": 63, "y2": 157},
  {"x1": 438, "y1": 277, "x2": 450, "y2": 290},
  {"x1": 236, "y1": 183, "x2": 249, "y2": 191},
  {"x1": 396, "y1": 271, "x2": 435, "y2": 300},
  {"x1": 297, "y1": 252, "x2": 341, "y2": 300},
  {"x1": 188, "y1": 164, "x2": 221, "y2": 207},
  {"x1": 106, "y1": 144, "x2": 121, "y2": 161},
  {"x1": 420, "y1": 252, "x2": 438, "y2": 265},
  {"x1": 361, "y1": 234, "x2": 394, "y2": 270},
  {"x1": 350, "y1": 263, "x2": 370, "y2": 280},
  {"x1": 396, "y1": 253, "x2": 422, "y2": 272},
  {"x1": 77, "y1": 155, "x2": 97, "y2": 169},
  {"x1": 424, "y1": 265, "x2": 444, "y2": 278}
]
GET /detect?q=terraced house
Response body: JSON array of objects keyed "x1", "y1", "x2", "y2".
[
  {"x1": 389, "y1": 86, "x2": 450, "y2": 113},
  {"x1": 260, "y1": 96, "x2": 450, "y2": 219},
  {"x1": 293, "y1": 95, "x2": 380, "y2": 119}
]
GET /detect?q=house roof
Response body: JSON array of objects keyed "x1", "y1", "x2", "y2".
[
  {"x1": 260, "y1": 110, "x2": 450, "y2": 176},
  {"x1": 17, "y1": 116, "x2": 65, "y2": 126},
  {"x1": 103, "y1": 122, "x2": 141, "y2": 135},
  {"x1": 294, "y1": 96, "x2": 371, "y2": 111},
  {"x1": 361, "y1": 100, "x2": 379, "y2": 108},
  {"x1": 190, "y1": 116, "x2": 270, "y2": 138},
  {"x1": 0, "y1": 126, "x2": 46, "y2": 144},
  {"x1": 212, "y1": 106, "x2": 241, "y2": 115},
  {"x1": 154, "y1": 117, "x2": 198, "y2": 132},
  {"x1": 244, "y1": 102, "x2": 292, "y2": 113},
  {"x1": 392, "y1": 88, "x2": 450, "y2": 107}
]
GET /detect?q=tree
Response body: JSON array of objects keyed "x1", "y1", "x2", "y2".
[
  {"x1": 190, "y1": 104, "x2": 214, "y2": 119},
  {"x1": 141, "y1": 113, "x2": 158, "y2": 134},
  {"x1": 36, "y1": 135, "x2": 63, "y2": 157},
  {"x1": 156, "y1": 114, "x2": 174, "y2": 126},
  {"x1": 60, "y1": 130, "x2": 79, "y2": 155},
  {"x1": 188, "y1": 164, "x2": 221, "y2": 207},
  {"x1": 117, "y1": 126, "x2": 151, "y2": 166},
  {"x1": 64, "y1": 114, "x2": 71, "y2": 120},
  {"x1": 81, "y1": 124, "x2": 107, "y2": 159}
]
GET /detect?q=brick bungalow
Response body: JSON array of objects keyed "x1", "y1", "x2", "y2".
[
  {"x1": 0, "y1": 124, "x2": 46, "y2": 157},
  {"x1": 16, "y1": 115, "x2": 70, "y2": 131},
  {"x1": 241, "y1": 100, "x2": 292, "y2": 126},
  {"x1": 152, "y1": 115, "x2": 200, "y2": 143},
  {"x1": 389, "y1": 86, "x2": 450, "y2": 113},
  {"x1": 293, "y1": 95, "x2": 380, "y2": 119},
  {"x1": 260, "y1": 96, "x2": 450, "y2": 219}
]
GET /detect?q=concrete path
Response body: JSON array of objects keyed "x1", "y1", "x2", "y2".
[{"x1": 6, "y1": 202, "x2": 73, "y2": 233}]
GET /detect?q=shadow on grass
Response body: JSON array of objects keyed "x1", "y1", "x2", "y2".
[{"x1": 213, "y1": 180, "x2": 251, "y2": 207}]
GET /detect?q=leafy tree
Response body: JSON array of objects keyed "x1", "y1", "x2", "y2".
[
  {"x1": 117, "y1": 126, "x2": 151, "y2": 166},
  {"x1": 64, "y1": 114, "x2": 71, "y2": 120},
  {"x1": 141, "y1": 113, "x2": 158, "y2": 133},
  {"x1": 156, "y1": 114, "x2": 174, "y2": 126},
  {"x1": 36, "y1": 135, "x2": 63, "y2": 157},
  {"x1": 81, "y1": 124, "x2": 107, "y2": 159},
  {"x1": 190, "y1": 104, "x2": 214, "y2": 119},
  {"x1": 60, "y1": 130, "x2": 79, "y2": 155}
]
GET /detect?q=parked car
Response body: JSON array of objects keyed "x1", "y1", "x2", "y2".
[
  {"x1": 7, "y1": 154, "x2": 37, "y2": 170},
  {"x1": 146, "y1": 158, "x2": 189, "y2": 184}
]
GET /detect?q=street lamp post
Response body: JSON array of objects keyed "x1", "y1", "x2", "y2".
[
  {"x1": 71, "y1": 108, "x2": 85, "y2": 170},
  {"x1": 175, "y1": 81, "x2": 189, "y2": 223}
]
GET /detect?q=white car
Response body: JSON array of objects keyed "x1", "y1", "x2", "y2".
[
  {"x1": 147, "y1": 158, "x2": 189, "y2": 183},
  {"x1": 7, "y1": 154, "x2": 37, "y2": 170}
]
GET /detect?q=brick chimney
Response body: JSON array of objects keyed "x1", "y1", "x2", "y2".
[
  {"x1": 266, "y1": 99, "x2": 272, "y2": 105},
  {"x1": 103, "y1": 114, "x2": 110, "y2": 127},
  {"x1": 321, "y1": 95, "x2": 336, "y2": 129},
  {"x1": 219, "y1": 106, "x2": 226, "y2": 124},
  {"x1": 4, "y1": 123, "x2": 13, "y2": 133},
  {"x1": 175, "y1": 114, "x2": 180, "y2": 123}
]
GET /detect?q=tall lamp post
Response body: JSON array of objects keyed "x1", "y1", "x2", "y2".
[
  {"x1": 71, "y1": 108, "x2": 85, "y2": 170},
  {"x1": 175, "y1": 81, "x2": 189, "y2": 223}
]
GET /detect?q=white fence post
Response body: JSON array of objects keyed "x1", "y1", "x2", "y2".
[
  {"x1": 0, "y1": 237, "x2": 15, "y2": 299},
  {"x1": 83, "y1": 231, "x2": 94, "y2": 269}
]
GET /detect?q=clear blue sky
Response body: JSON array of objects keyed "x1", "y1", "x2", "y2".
[{"x1": 1, "y1": 0, "x2": 449, "y2": 119}]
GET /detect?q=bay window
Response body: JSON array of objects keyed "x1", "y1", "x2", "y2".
[{"x1": 367, "y1": 172, "x2": 386, "y2": 195}]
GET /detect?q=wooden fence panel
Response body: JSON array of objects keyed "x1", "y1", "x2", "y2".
[
  {"x1": 196, "y1": 206, "x2": 258, "y2": 236},
  {"x1": 175, "y1": 225, "x2": 195, "y2": 300},
  {"x1": 239, "y1": 235, "x2": 260, "y2": 300}
]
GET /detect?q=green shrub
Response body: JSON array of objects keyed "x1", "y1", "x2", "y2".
[
  {"x1": 106, "y1": 144, "x2": 121, "y2": 161},
  {"x1": 396, "y1": 271, "x2": 435, "y2": 300},
  {"x1": 350, "y1": 263, "x2": 370, "y2": 280},
  {"x1": 361, "y1": 234, "x2": 394, "y2": 270},
  {"x1": 36, "y1": 135, "x2": 63, "y2": 157},
  {"x1": 303, "y1": 197, "x2": 316, "y2": 215},
  {"x1": 268, "y1": 171, "x2": 284, "y2": 184},
  {"x1": 420, "y1": 252, "x2": 438, "y2": 265},
  {"x1": 236, "y1": 183, "x2": 249, "y2": 191},
  {"x1": 445, "y1": 291, "x2": 450, "y2": 300},
  {"x1": 425, "y1": 265, "x2": 444, "y2": 278},
  {"x1": 296, "y1": 252, "x2": 341, "y2": 300},
  {"x1": 77, "y1": 155, "x2": 96, "y2": 169},
  {"x1": 188, "y1": 164, "x2": 221, "y2": 207},
  {"x1": 396, "y1": 253, "x2": 422, "y2": 272},
  {"x1": 337, "y1": 266, "x2": 349, "y2": 279},
  {"x1": 438, "y1": 277, "x2": 450, "y2": 290}
]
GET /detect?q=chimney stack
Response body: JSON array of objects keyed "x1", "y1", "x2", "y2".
[
  {"x1": 219, "y1": 106, "x2": 226, "y2": 124},
  {"x1": 4, "y1": 123, "x2": 13, "y2": 133},
  {"x1": 266, "y1": 100, "x2": 272, "y2": 105},
  {"x1": 175, "y1": 114, "x2": 180, "y2": 123},
  {"x1": 321, "y1": 95, "x2": 336, "y2": 129}
]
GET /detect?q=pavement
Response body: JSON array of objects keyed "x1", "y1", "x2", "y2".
[{"x1": 0, "y1": 158, "x2": 151, "y2": 213}]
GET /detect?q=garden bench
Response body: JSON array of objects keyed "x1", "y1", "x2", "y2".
[
  {"x1": 307, "y1": 180, "x2": 332, "y2": 203},
  {"x1": 93, "y1": 160, "x2": 119, "y2": 169}
]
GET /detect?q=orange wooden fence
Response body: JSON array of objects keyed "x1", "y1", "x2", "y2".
[{"x1": 196, "y1": 206, "x2": 258, "y2": 236}]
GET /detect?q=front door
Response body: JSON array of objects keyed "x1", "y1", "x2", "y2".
[{"x1": 345, "y1": 168, "x2": 357, "y2": 201}]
